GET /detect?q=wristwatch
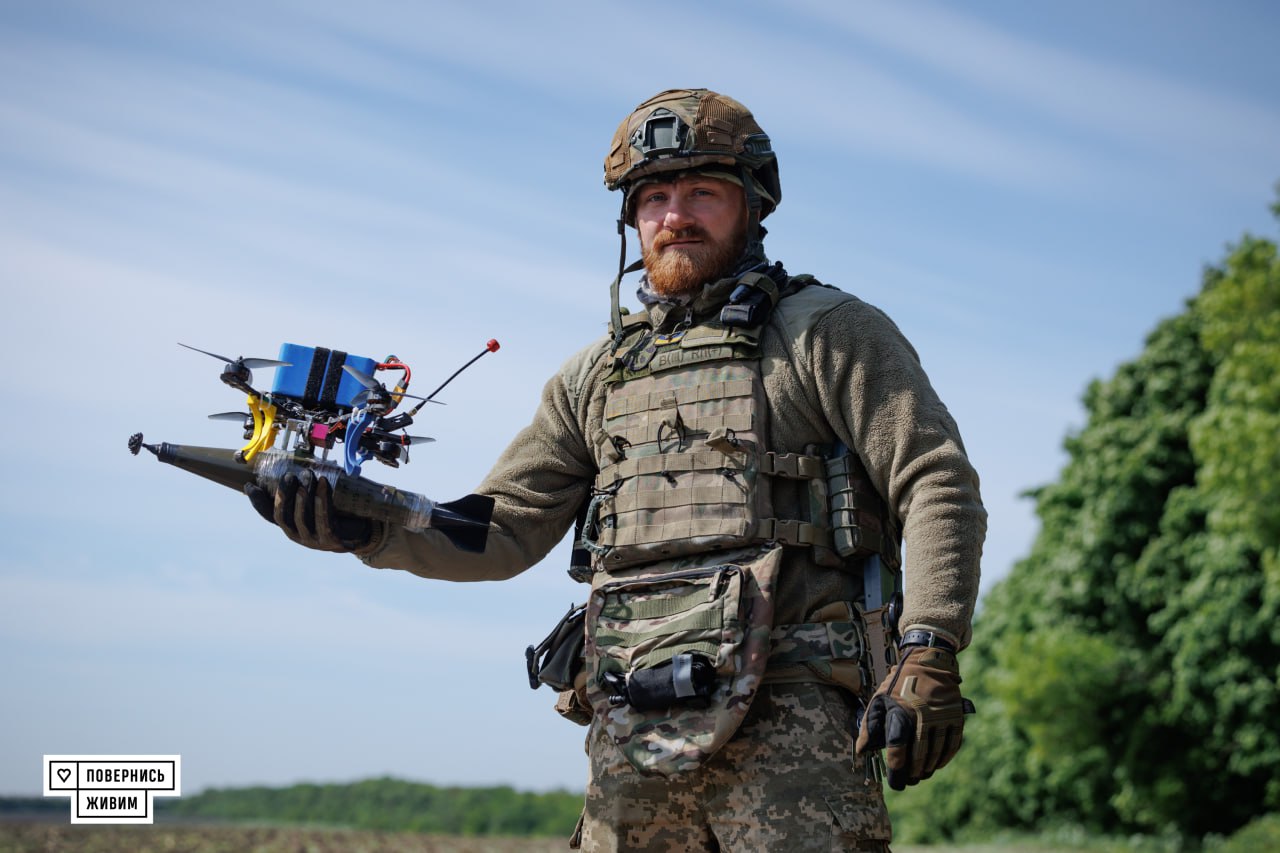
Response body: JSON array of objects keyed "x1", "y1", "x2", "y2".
[{"x1": 898, "y1": 629, "x2": 957, "y2": 654}]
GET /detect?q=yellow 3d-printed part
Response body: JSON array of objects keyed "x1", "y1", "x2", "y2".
[{"x1": 239, "y1": 395, "x2": 279, "y2": 462}]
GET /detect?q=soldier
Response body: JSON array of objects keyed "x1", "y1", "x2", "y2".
[{"x1": 251, "y1": 88, "x2": 986, "y2": 851}]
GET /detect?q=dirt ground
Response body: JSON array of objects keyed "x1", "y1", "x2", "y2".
[{"x1": 0, "y1": 822, "x2": 571, "y2": 853}]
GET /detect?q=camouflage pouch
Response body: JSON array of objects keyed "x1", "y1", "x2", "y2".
[
  {"x1": 583, "y1": 544, "x2": 782, "y2": 777},
  {"x1": 554, "y1": 671, "x2": 593, "y2": 727}
]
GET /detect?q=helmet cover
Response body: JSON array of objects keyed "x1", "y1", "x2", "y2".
[{"x1": 604, "y1": 88, "x2": 781, "y2": 221}]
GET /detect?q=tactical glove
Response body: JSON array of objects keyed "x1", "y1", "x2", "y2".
[
  {"x1": 855, "y1": 641, "x2": 975, "y2": 791},
  {"x1": 246, "y1": 469, "x2": 376, "y2": 553}
]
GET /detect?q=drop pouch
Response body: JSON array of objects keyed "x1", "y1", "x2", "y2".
[{"x1": 584, "y1": 544, "x2": 782, "y2": 777}]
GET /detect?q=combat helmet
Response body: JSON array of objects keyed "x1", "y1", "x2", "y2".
[
  {"x1": 604, "y1": 88, "x2": 781, "y2": 224},
  {"x1": 602, "y1": 89, "x2": 781, "y2": 339}
]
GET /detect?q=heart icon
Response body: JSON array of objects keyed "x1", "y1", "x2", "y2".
[{"x1": 57, "y1": 768, "x2": 71, "y2": 783}]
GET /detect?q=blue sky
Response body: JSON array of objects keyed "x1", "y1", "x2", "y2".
[{"x1": 2, "y1": 1, "x2": 1277, "y2": 796}]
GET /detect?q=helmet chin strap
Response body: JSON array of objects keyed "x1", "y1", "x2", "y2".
[
  {"x1": 610, "y1": 188, "x2": 645, "y2": 343},
  {"x1": 739, "y1": 164, "x2": 766, "y2": 261}
]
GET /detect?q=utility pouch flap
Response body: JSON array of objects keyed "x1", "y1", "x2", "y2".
[
  {"x1": 526, "y1": 602, "x2": 587, "y2": 693},
  {"x1": 591, "y1": 565, "x2": 745, "y2": 679},
  {"x1": 584, "y1": 545, "x2": 782, "y2": 777}
]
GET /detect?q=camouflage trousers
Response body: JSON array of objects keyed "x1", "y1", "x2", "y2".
[{"x1": 578, "y1": 682, "x2": 892, "y2": 852}]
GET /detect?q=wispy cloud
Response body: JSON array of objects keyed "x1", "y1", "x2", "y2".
[{"x1": 784, "y1": 0, "x2": 1280, "y2": 194}]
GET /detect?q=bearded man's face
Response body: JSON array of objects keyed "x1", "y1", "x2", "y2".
[{"x1": 634, "y1": 174, "x2": 747, "y2": 299}]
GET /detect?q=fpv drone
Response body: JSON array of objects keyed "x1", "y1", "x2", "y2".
[
  {"x1": 178, "y1": 340, "x2": 500, "y2": 477},
  {"x1": 128, "y1": 339, "x2": 501, "y2": 553}
]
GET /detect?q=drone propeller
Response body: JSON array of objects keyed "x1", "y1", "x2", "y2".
[
  {"x1": 349, "y1": 389, "x2": 378, "y2": 408},
  {"x1": 351, "y1": 389, "x2": 443, "y2": 408},
  {"x1": 341, "y1": 363, "x2": 382, "y2": 391},
  {"x1": 402, "y1": 434, "x2": 436, "y2": 445},
  {"x1": 178, "y1": 342, "x2": 289, "y2": 371},
  {"x1": 343, "y1": 365, "x2": 435, "y2": 406},
  {"x1": 208, "y1": 411, "x2": 251, "y2": 422}
]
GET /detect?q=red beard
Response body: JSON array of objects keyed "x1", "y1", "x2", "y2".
[{"x1": 642, "y1": 224, "x2": 747, "y2": 299}]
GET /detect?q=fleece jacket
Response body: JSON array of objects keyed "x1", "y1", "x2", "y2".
[{"x1": 361, "y1": 271, "x2": 986, "y2": 649}]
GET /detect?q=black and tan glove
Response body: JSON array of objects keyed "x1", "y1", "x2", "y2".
[
  {"x1": 855, "y1": 637, "x2": 975, "y2": 790},
  {"x1": 246, "y1": 469, "x2": 378, "y2": 553}
]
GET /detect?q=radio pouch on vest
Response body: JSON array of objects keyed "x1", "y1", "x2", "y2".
[{"x1": 583, "y1": 544, "x2": 782, "y2": 777}]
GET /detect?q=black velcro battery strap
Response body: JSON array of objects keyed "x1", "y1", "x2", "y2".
[
  {"x1": 320, "y1": 350, "x2": 348, "y2": 406},
  {"x1": 303, "y1": 346, "x2": 331, "y2": 407}
]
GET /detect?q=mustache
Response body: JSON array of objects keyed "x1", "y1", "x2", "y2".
[{"x1": 651, "y1": 226, "x2": 710, "y2": 251}]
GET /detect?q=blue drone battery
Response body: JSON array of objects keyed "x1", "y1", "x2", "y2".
[{"x1": 272, "y1": 344, "x2": 379, "y2": 411}]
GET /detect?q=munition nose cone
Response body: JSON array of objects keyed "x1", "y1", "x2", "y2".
[{"x1": 127, "y1": 432, "x2": 160, "y2": 457}]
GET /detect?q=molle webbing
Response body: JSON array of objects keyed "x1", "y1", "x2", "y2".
[
  {"x1": 610, "y1": 483, "x2": 749, "y2": 516},
  {"x1": 589, "y1": 320, "x2": 831, "y2": 569},
  {"x1": 594, "y1": 445, "x2": 826, "y2": 484},
  {"x1": 598, "y1": 451, "x2": 747, "y2": 490},
  {"x1": 606, "y1": 412, "x2": 753, "y2": 445},
  {"x1": 604, "y1": 378, "x2": 755, "y2": 418},
  {"x1": 600, "y1": 517, "x2": 752, "y2": 551}
]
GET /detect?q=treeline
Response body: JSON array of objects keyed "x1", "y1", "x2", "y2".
[
  {"x1": 891, "y1": 197, "x2": 1280, "y2": 842},
  {"x1": 159, "y1": 776, "x2": 582, "y2": 837}
]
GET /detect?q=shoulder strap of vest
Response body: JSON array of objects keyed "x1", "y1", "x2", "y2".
[
  {"x1": 620, "y1": 309, "x2": 652, "y2": 330},
  {"x1": 607, "y1": 309, "x2": 653, "y2": 358},
  {"x1": 785, "y1": 273, "x2": 817, "y2": 293},
  {"x1": 609, "y1": 258, "x2": 648, "y2": 344}
]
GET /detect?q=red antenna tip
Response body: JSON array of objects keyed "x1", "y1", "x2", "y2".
[{"x1": 486, "y1": 339, "x2": 500, "y2": 352}]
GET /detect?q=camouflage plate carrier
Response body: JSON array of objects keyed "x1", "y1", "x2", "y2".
[{"x1": 566, "y1": 273, "x2": 900, "y2": 777}]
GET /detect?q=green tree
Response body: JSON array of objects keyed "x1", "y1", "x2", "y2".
[
  {"x1": 1193, "y1": 235, "x2": 1280, "y2": 539},
  {"x1": 891, "y1": 199, "x2": 1280, "y2": 841}
]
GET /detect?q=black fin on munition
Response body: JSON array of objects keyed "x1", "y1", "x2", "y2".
[{"x1": 432, "y1": 493, "x2": 496, "y2": 553}]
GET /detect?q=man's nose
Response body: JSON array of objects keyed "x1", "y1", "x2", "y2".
[{"x1": 662, "y1": 196, "x2": 695, "y2": 229}]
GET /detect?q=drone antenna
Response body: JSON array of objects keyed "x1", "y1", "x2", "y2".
[{"x1": 409, "y1": 339, "x2": 500, "y2": 415}]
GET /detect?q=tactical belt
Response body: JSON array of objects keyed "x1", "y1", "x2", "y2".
[
  {"x1": 767, "y1": 620, "x2": 862, "y2": 668},
  {"x1": 763, "y1": 618, "x2": 868, "y2": 694}
]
